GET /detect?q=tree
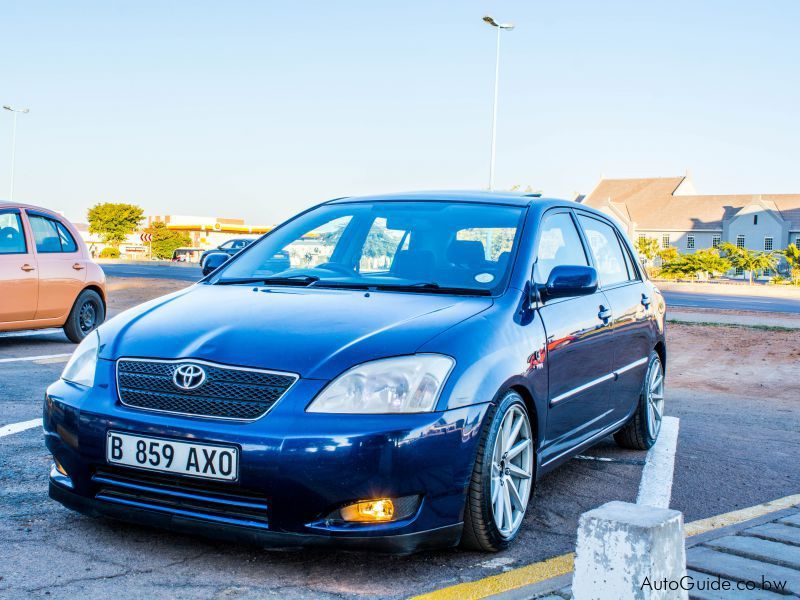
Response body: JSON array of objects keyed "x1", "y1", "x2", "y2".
[
  {"x1": 635, "y1": 237, "x2": 660, "y2": 264},
  {"x1": 657, "y1": 246, "x2": 679, "y2": 264},
  {"x1": 719, "y1": 242, "x2": 780, "y2": 284},
  {"x1": 87, "y1": 203, "x2": 144, "y2": 247},
  {"x1": 660, "y1": 248, "x2": 731, "y2": 280},
  {"x1": 144, "y1": 221, "x2": 192, "y2": 260},
  {"x1": 783, "y1": 243, "x2": 800, "y2": 284}
]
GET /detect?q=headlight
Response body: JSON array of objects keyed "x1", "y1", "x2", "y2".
[
  {"x1": 61, "y1": 330, "x2": 100, "y2": 387},
  {"x1": 307, "y1": 354, "x2": 454, "y2": 414}
]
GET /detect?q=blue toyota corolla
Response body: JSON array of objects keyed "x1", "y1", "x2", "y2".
[{"x1": 45, "y1": 191, "x2": 666, "y2": 553}]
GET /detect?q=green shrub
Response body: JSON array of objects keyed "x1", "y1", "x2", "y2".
[{"x1": 99, "y1": 247, "x2": 120, "y2": 259}]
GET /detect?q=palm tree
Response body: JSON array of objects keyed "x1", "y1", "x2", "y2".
[
  {"x1": 719, "y1": 243, "x2": 780, "y2": 284},
  {"x1": 783, "y1": 243, "x2": 800, "y2": 284}
]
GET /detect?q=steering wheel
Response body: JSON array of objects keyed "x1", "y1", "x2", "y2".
[{"x1": 316, "y1": 262, "x2": 358, "y2": 276}]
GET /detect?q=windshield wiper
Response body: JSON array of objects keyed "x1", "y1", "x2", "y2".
[
  {"x1": 374, "y1": 282, "x2": 492, "y2": 296},
  {"x1": 215, "y1": 275, "x2": 320, "y2": 287}
]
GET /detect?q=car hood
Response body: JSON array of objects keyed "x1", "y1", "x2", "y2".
[{"x1": 98, "y1": 284, "x2": 492, "y2": 379}]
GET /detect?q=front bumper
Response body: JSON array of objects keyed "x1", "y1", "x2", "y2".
[{"x1": 44, "y1": 364, "x2": 489, "y2": 553}]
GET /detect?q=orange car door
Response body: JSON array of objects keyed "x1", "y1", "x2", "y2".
[
  {"x1": 26, "y1": 211, "x2": 87, "y2": 321},
  {"x1": 0, "y1": 208, "x2": 38, "y2": 322}
]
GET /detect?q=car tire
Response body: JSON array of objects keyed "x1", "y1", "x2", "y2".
[
  {"x1": 63, "y1": 289, "x2": 105, "y2": 343},
  {"x1": 461, "y1": 390, "x2": 535, "y2": 552},
  {"x1": 613, "y1": 351, "x2": 665, "y2": 450}
]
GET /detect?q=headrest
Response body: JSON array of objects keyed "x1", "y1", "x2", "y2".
[
  {"x1": 447, "y1": 240, "x2": 485, "y2": 267},
  {"x1": 391, "y1": 249, "x2": 434, "y2": 280}
]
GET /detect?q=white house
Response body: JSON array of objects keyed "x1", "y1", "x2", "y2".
[{"x1": 580, "y1": 174, "x2": 800, "y2": 278}]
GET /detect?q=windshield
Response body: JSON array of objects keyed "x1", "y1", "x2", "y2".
[{"x1": 214, "y1": 201, "x2": 525, "y2": 295}]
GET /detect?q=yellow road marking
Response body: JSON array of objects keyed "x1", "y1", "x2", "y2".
[
  {"x1": 414, "y1": 553, "x2": 574, "y2": 600},
  {"x1": 415, "y1": 493, "x2": 800, "y2": 600},
  {"x1": 683, "y1": 493, "x2": 800, "y2": 537}
]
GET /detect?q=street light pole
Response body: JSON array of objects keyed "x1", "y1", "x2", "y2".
[
  {"x1": 3, "y1": 105, "x2": 30, "y2": 201},
  {"x1": 482, "y1": 16, "x2": 514, "y2": 191}
]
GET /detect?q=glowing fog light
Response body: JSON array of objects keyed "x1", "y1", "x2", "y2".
[{"x1": 340, "y1": 498, "x2": 395, "y2": 522}]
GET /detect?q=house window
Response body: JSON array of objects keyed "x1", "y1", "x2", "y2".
[
  {"x1": 735, "y1": 267, "x2": 744, "y2": 276},
  {"x1": 686, "y1": 235, "x2": 695, "y2": 250},
  {"x1": 753, "y1": 215, "x2": 758, "y2": 225},
  {"x1": 638, "y1": 234, "x2": 646, "y2": 245},
  {"x1": 712, "y1": 235, "x2": 721, "y2": 248},
  {"x1": 736, "y1": 235, "x2": 745, "y2": 248},
  {"x1": 661, "y1": 234, "x2": 670, "y2": 249},
  {"x1": 764, "y1": 237, "x2": 773, "y2": 251},
  {"x1": 762, "y1": 268, "x2": 773, "y2": 277}
]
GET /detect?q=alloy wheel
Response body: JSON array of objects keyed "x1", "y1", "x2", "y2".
[
  {"x1": 490, "y1": 405, "x2": 533, "y2": 539},
  {"x1": 646, "y1": 359, "x2": 664, "y2": 438}
]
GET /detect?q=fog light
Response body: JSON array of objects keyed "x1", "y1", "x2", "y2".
[
  {"x1": 340, "y1": 498, "x2": 395, "y2": 522},
  {"x1": 54, "y1": 459, "x2": 68, "y2": 476}
]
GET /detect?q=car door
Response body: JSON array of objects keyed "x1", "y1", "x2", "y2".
[
  {"x1": 576, "y1": 213, "x2": 652, "y2": 419},
  {"x1": 0, "y1": 208, "x2": 38, "y2": 323},
  {"x1": 535, "y1": 209, "x2": 616, "y2": 464},
  {"x1": 26, "y1": 211, "x2": 87, "y2": 321}
]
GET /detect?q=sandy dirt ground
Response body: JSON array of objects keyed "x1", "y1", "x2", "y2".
[
  {"x1": 666, "y1": 322, "x2": 800, "y2": 400},
  {"x1": 105, "y1": 277, "x2": 191, "y2": 314}
]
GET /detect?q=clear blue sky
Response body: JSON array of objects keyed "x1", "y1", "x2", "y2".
[{"x1": 2, "y1": 1, "x2": 799, "y2": 224}]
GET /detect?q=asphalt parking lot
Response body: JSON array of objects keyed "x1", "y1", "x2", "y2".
[{"x1": 1, "y1": 296, "x2": 799, "y2": 598}]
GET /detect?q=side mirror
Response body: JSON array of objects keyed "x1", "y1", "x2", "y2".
[
  {"x1": 202, "y1": 253, "x2": 230, "y2": 276},
  {"x1": 542, "y1": 265, "x2": 598, "y2": 299}
]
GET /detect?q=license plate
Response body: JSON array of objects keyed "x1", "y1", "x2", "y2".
[{"x1": 106, "y1": 431, "x2": 239, "y2": 481}]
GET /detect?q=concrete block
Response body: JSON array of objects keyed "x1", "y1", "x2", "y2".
[{"x1": 572, "y1": 501, "x2": 686, "y2": 600}]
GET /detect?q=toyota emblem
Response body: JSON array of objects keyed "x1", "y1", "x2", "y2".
[{"x1": 173, "y1": 364, "x2": 206, "y2": 391}]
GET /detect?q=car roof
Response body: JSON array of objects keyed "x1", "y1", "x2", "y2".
[
  {"x1": 0, "y1": 202, "x2": 65, "y2": 217},
  {"x1": 326, "y1": 190, "x2": 572, "y2": 208}
]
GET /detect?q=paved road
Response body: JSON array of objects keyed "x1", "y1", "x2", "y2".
[
  {"x1": 100, "y1": 263, "x2": 800, "y2": 313},
  {"x1": 663, "y1": 290, "x2": 800, "y2": 314},
  {"x1": 1, "y1": 330, "x2": 798, "y2": 598}
]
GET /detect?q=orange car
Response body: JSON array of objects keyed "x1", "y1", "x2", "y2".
[{"x1": 0, "y1": 203, "x2": 106, "y2": 342}]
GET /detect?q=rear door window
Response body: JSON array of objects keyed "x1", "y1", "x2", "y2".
[
  {"x1": 0, "y1": 212, "x2": 28, "y2": 254},
  {"x1": 577, "y1": 215, "x2": 630, "y2": 287},
  {"x1": 28, "y1": 214, "x2": 78, "y2": 253}
]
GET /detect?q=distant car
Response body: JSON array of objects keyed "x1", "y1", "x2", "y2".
[
  {"x1": 171, "y1": 247, "x2": 204, "y2": 263},
  {"x1": 201, "y1": 248, "x2": 289, "y2": 276},
  {"x1": 199, "y1": 239, "x2": 254, "y2": 268},
  {"x1": 0, "y1": 203, "x2": 106, "y2": 342}
]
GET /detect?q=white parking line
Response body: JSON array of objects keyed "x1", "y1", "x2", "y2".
[
  {"x1": 636, "y1": 415, "x2": 680, "y2": 509},
  {"x1": 0, "y1": 418, "x2": 42, "y2": 438},
  {"x1": 0, "y1": 328, "x2": 63, "y2": 338},
  {"x1": 0, "y1": 353, "x2": 72, "y2": 364}
]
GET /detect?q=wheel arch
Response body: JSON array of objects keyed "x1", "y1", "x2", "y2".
[
  {"x1": 654, "y1": 340, "x2": 666, "y2": 374},
  {"x1": 81, "y1": 284, "x2": 107, "y2": 311}
]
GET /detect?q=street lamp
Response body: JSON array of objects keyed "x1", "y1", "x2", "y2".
[
  {"x1": 482, "y1": 15, "x2": 514, "y2": 191},
  {"x1": 3, "y1": 105, "x2": 30, "y2": 201}
]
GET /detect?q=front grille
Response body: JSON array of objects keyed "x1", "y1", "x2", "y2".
[
  {"x1": 117, "y1": 359, "x2": 297, "y2": 420},
  {"x1": 93, "y1": 466, "x2": 269, "y2": 528}
]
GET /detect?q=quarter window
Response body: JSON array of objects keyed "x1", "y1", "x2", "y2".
[
  {"x1": 686, "y1": 235, "x2": 695, "y2": 250},
  {"x1": 534, "y1": 212, "x2": 588, "y2": 283},
  {"x1": 578, "y1": 216, "x2": 630, "y2": 287},
  {"x1": 0, "y1": 212, "x2": 27, "y2": 254},
  {"x1": 28, "y1": 215, "x2": 78, "y2": 253},
  {"x1": 764, "y1": 237, "x2": 773, "y2": 251}
]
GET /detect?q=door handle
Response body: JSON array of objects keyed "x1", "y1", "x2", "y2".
[
  {"x1": 20, "y1": 264, "x2": 35, "y2": 272},
  {"x1": 641, "y1": 293, "x2": 651, "y2": 308},
  {"x1": 72, "y1": 263, "x2": 85, "y2": 270},
  {"x1": 598, "y1": 305, "x2": 612, "y2": 322}
]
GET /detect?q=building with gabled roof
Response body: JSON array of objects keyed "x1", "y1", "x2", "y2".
[{"x1": 580, "y1": 174, "x2": 800, "y2": 278}]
